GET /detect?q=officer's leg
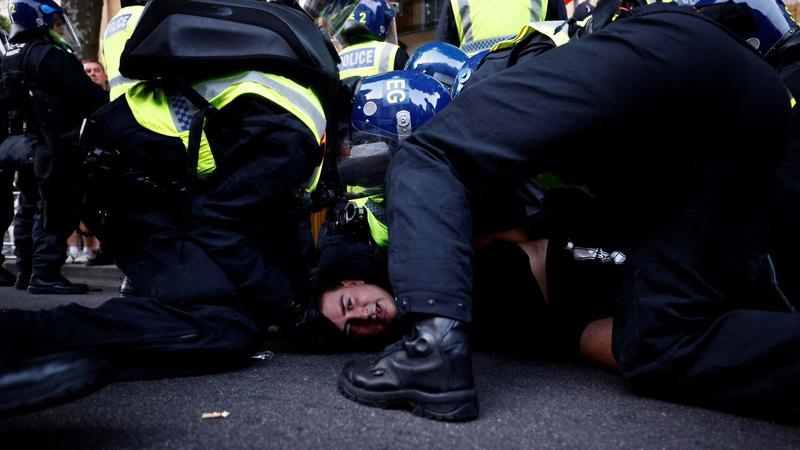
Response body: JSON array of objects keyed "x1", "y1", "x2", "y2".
[
  {"x1": 100, "y1": 205, "x2": 239, "y2": 305},
  {"x1": 28, "y1": 197, "x2": 87, "y2": 294},
  {"x1": 769, "y1": 140, "x2": 800, "y2": 307},
  {"x1": 610, "y1": 148, "x2": 800, "y2": 415},
  {"x1": 190, "y1": 104, "x2": 316, "y2": 328},
  {"x1": 0, "y1": 166, "x2": 16, "y2": 286},
  {"x1": 0, "y1": 294, "x2": 263, "y2": 416},
  {"x1": 613, "y1": 244, "x2": 800, "y2": 414},
  {"x1": 0, "y1": 295, "x2": 262, "y2": 368},
  {"x1": 13, "y1": 165, "x2": 36, "y2": 290}
]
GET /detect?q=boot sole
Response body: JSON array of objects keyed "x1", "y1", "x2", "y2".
[{"x1": 338, "y1": 374, "x2": 479, "y2": 422}]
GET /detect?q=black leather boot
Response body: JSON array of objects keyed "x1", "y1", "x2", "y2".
[
  {"x1": 118, "y1": 276, "x2": 144, "y2": 297},
  {"x1": 28, "y1": 274, "x2": 89, "y2": 295},
  {"x1": 338, "y1": 317, "x2": 479, "y2": 421},
  {"x1": 14, "y1": 270, "x2": 31, "y2": 290}
]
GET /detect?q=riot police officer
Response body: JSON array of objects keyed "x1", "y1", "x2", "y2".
[
  {"x1": 1, "y1": 0, "x2": 107, "y2": 294},
  {"x1": 337, "y1": 0, "x2": 408, "y2": 80},
  {"x1": 339, "y1": 0, "x2": 800, "y2": 421}
]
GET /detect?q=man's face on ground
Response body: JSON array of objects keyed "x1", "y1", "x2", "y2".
[
  {"x1": 83, "y1": 62, "x2": 107, "y2": 87},
  {"x1": 320, "y1": 281, "x2": 397, "y2": 338}
]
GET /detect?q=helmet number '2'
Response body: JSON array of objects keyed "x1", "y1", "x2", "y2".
[
  {"x1": 348, "y1": 11, "x2": 368, "y2": 23},
  {"x1": 385, "y1": 79, "x2": 407, "y2": 104}
]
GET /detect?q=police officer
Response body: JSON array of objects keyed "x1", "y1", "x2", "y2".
[
  {"x1": 101, "y1": 0, "x2": 145, "y2": 101},
  {"x1": 0, "y1": 0, "x2": 107, "y2": 294},
  {"x1": 0, "y1": 30, "x2": 21, "y2": 287},
  {"x1": 0, "y1": 0, "x2": 362, "y2": 417},
  {"x1": 337, "y1": 0, "x2": 408, "y2": 80},
  {"x1": 436, "y1": 0, "x2": 567, "y2": 55},
  {"x1": 338, "y1": 0, "x2": 800, "y2": 421}
]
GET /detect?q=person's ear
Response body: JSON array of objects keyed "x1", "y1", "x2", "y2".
[{"x1": 340, "y1": 280, "x2": 366, "y2": 287}]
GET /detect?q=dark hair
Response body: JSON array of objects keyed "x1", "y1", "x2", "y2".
[
  {"x1": 312, "y1": 233, "x2": 391, "y2": 297},
  {"x1": 303, "y1": 233, "x2": 402, "y2": 349}
]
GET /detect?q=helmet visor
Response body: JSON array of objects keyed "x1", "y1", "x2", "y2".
[
  {"x1": 49, "y1": 9, "x2": 82, "y2": 51},
  {"x1": 298, "y1": 0, "x2": 361, "y2": 36},
  {"x1": 338, "y1": 131, "x2": 395, "y2": 197},
  {"x1": 0, "y1": 32, "x2": 9, "y2": 56}
]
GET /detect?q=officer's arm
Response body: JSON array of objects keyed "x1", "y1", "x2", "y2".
[{"x1": 44, "y1": 50, "x2": 109, "y2": 115}]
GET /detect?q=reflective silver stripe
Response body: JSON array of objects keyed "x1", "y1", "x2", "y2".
[
  {"x1": 455, "y1": 0, "x2": 473, "y2": 45},
  {"x1": 461, "y1": 34, "x2": 515, "y2": 54},
  {"x1": 378, "y1": 44, "x2": 392, "y2": 73},
  {"x1": 109, "y1": 75, "x2": 138, "y2": 88},
  {"x1": 193, "y1": 71, "x2": 325, "y2": 139},
  {"x1": 530, "y1": 0, "x2": 543, "y2": 21}
]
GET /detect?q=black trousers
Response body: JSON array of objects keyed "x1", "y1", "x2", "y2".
[
  {"x1": 0, "y1": 98, "x2": 316, "y2": 377},
  {"x1": 0, "y1": 295, "x2": 263, "y2": 375},
  {"x1": 0, "y1": 135, "x2": 67, "y2": 277},
  {"x1": 0, "y1": 167, "x2": 13, "y2": 267},
  {"x1": 387, "y1": 5, "x2": 799, "y2": 413},
  {"x1": 0, "y1": 162, "x2": 67, "y2": 277}
]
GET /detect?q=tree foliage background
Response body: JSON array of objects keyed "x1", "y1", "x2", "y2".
[{"x1": 62, "y1": 0, "x2": 104, "y2": 60}]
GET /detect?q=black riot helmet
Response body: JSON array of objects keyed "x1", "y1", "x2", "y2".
[{"x1": 7, "y1": 0, "x2": 82, "y2": 49}]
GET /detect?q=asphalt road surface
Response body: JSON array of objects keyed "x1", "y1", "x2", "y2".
[{"x1": 0, "y1": 266, "x2": 798, "y2": 449}]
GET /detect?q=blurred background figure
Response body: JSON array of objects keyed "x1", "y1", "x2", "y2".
[{"x1": 82, "y1": 59, "x2": 108, "y2": 90}]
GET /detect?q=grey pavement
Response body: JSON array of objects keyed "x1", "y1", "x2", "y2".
[{"x1": 0, "y1": 264, "x2": 798, "y2": 449}]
